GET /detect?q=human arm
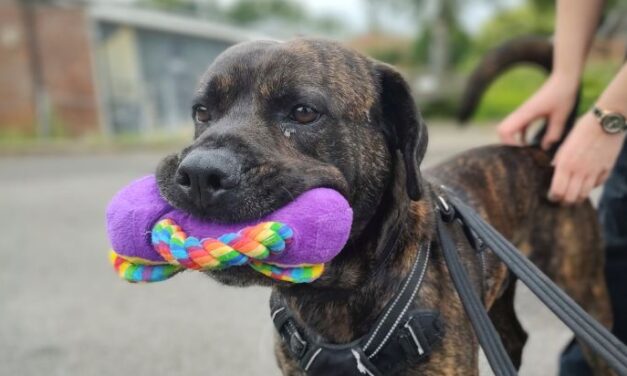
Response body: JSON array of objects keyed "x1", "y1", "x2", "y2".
[
  {"x1": 497, "y1": 0, "x2": 604, "y2": 149},
  {"x1": 549, "y1": 63, "x2": 627, "y2": 203}
]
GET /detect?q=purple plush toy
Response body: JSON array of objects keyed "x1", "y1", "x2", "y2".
[{"x1": 107, "y1": 175, "x2": 353, "y2": 283}]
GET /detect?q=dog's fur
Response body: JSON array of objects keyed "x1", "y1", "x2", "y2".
[{"x1": 156, "y1": 38, "x2": 612, "y2": 375}]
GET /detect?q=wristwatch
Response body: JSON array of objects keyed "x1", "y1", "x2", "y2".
[{"x1": 592, "y1": 106, "x2": 627, "y2": 134}]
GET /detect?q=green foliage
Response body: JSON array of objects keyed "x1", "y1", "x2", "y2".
[
  {"x1": 411, "y1": 30, "x2": 429, "y2": 65},
  {"x1": 138, "y1": 0, "x2": 344, "y2": 33},
  {"x1": 369, "y1": 48, "x2": 405, "y2": 65},
  {"x1": 472, "y1": 67, "x2": 545, "y2": 120},
  {"x1": 528, "y1": 0, "x2": 554, "y2": 11},
  {"x1": 225, "y1": 0, "x2": 306, "y2": 25},
  {"x1": 419, "y1": 97, "x2": 459, "y2": 118},
  {"x1": 411, "y1": 21, "x2": 471, "y2": 66},
  {"x1": 139, "y1": 0, "x2": 195, "y2": 11},
  {"x1": 580, "y1": 61, "x2": 623, "y2": 115},
  {"x1": 470, "y1": 61, "x2": 620, "y2": 121},
  {"x1": 474, "y1": 3, "x2": 554, "y2": 55},
  {"x1": 313, "y1": 16, "x2": 344, "y2": 34}
]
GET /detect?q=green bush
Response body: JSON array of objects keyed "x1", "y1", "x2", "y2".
[
  {"x1": 411, "y1": 22, "x2": 471, "y2": 67},
  {"x1": 419, "y1": 97, "x2": 459, "y2": 119},
  {"x1": 473, "y1": 4, "x2": 554, "y2": 56},
  {"x1": 471, "y1": 61, "x2": 621, "y2": 121}
]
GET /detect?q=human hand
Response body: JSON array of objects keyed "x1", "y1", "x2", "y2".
[
  {"x1": 497, "y1": 74, "x2": 579, "y2": 149},
  {"x1": 549, "y1": 112, "x2": 625, "y2": 204}
]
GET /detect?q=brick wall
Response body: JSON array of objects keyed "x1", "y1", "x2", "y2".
[
  {"x1": 0, "y1": 1, "x2": 36, "y2": 135},
  {"x1": 0, "y1": 1, "x2": 100, "y2": 137}
]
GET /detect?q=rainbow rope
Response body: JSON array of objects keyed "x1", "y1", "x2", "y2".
[{"x1": 110, "y1": 219, "x2": 324, "y2": 284}]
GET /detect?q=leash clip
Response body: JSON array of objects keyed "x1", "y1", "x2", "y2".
[{"x1": 436, "y1": 196, "x2": 455, "y2": 223}]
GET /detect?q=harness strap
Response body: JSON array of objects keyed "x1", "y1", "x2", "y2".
[
  {"x1": 444, "y1": 194, "x2": 627, "y2": 375},
  {"x1": 436, "y1": 212, "x2": 517, "y2": 375},
  {"x1": 270, "y1": 241, "x2": 444, "y2": 375},
  {"x1": 362, "y1": 242, "x2": 431, "y2": 357}
]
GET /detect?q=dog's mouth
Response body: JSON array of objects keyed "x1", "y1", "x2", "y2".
[
  {"x1": 155, "y1": 152, "x2": 349, "y2": 224},
  {"x1": 154, "y1": 151, "x2": 350, "y2": 286}
]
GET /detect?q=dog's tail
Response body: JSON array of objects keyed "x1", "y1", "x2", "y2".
[{"x1": 457, "y1": 36, "x2": 580, "y2": 155}]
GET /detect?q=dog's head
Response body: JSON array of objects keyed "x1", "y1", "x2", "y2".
[{"x1": 156, "y1": 38, "x2": 428, "y2": 286}]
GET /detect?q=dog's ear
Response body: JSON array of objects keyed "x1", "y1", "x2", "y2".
[{"x1": 374, "y1": 63, "x2": 429, "y2": 200}]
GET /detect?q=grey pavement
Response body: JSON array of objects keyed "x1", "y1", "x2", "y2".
[{"x1": 0, "y1": 125, "x2": 582, "y2": 376}]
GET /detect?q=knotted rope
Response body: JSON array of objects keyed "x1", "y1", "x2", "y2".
[{"x1": 109, "y1": 219, "x2": 324, "y2": 284}]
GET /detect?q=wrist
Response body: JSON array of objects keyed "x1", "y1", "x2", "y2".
[
  {"x1": 595, "y1": 98, "x2": 627, "y2": 119},
  {"x1": 548, "y1": 71, "x2": 580, "y2": 93},
  {"x1": 574, "y1": 113, "x2": 626, "y2": 149}
]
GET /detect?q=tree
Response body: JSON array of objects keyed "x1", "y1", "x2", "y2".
[
  {"x1": 411, "y1": 20, "x2": 470, "y2": 68},
  {"x1": 225, "y1": 0, "x2": 306, "y2": 25},
  {"x1": 368, "y1": 0, "x2": 474, "y2": 82},
  {"x1": 474, "y1": 2, "x2": 554, "y2": 54},
  {"x1": 138, "y1": 0, "x2": 219, "y2": 16},
  {"x1": 139, "y1": 0, "x2": 192, "y2": 11},
  {"x1": 368, "y1": 0, "x2": 506, "y2": 81}
]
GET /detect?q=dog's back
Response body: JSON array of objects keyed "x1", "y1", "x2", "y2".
[{"x1": 428, "y1": 37, "x2": 613, "y2": 374}]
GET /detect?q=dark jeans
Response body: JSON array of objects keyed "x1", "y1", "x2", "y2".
[{"x1": 560, "y1": 140, "x2": 627, "y2": 375}]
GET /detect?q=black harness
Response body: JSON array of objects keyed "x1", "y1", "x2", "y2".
[
  {"x1": 270, "y1": 241, "x2": 444, "y2": 376},
  {"x1": 271, "y1": 192, "x2": 627, "y2": 376}
]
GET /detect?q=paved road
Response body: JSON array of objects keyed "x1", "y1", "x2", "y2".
[{"x1": 0, "y1": 125, "x2": 577, "y2": 376}]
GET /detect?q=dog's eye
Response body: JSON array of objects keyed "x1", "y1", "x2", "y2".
[
  {"x1": 290, "y1": 105, "x2": 320, "y2": 124},
  {"x1": 194, "y1": 106, "x2": 211, "y2": 123}
]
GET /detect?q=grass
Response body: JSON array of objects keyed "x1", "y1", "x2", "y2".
[
  {"x1": 471, "y1": 60, "x2": 621, "y2": 122},
  {"x1": 0, "y1": 129, "x2": 192, "y2": 155}
]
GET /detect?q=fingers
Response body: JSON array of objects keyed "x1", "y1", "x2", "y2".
[
  {"x1": 563, "y1": 174, "x2": 583, "y2": 204},
  {"x1": 498, "y1": 103, "x2": 539, "y2": 146},
  {"x1": 548, "y1": 165, "x2": 570, "y2": 203},
  {"x1": 577, "y1": 175, "x2": 597, "y2": 203},
  {"x1": 541, "y1": 110, "x2": 567, "y2": 150},
  {"x1": 549, "y1": 168, "x2": 603, "y2": 205},
  {"x1": 497, "y1": 119, "x2": 525, "y2": 145},
  {"x1": 573, "y1": 170, "x2": 611, "y2": 204},
  {"x1": 596, "y1": 170, "x2": 610, "y2": 187}
]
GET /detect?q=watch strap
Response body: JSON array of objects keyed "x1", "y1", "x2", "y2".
[
  {"x1": 592, "y1": 106, "x2": 627, "y2": 134},
  {"x1": 592, "y1": 106, "x2": 604, "y2": 120}
]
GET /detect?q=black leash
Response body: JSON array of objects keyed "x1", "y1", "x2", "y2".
[
  {"x1": 439, "y1": 193, "x2": 627, "y2": 376},
  {"x1": 436, "y1": 213, "x2": 517, "y2": 375}
]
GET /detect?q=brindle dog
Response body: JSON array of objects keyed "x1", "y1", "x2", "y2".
[{"x1": 156, "y1": 38, "x2": 612, "y2": 375}]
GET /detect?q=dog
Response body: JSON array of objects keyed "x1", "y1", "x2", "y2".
[{"x1": 155, "y1": 38, "x2": 613, "y2": 375}]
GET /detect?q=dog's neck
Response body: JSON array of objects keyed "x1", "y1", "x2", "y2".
[{"x1": 274, "y1": 171, "x2": 436, "y2": 344}]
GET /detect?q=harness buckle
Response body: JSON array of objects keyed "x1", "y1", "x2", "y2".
[
  {"x1": 289, "y1": 329, "x2": 307, "y2": 359},
  {"x1": 398, "y1": 310, "x2": 444, "y2": 362}
]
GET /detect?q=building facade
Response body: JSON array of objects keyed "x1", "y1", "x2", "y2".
[{"x1": 0, "y1": 1, "x2": 263, "y2": 137}]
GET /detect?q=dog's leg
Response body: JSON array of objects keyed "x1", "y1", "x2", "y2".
[
  {"x1": 488, "y1": 280, "x2": 527, "y2": 370},
  {"x1": 528, "y1": 201, "x2": 614, "y2": 375}
]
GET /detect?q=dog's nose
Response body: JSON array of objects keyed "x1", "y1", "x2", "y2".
[{"x1": 175, "y1": 149, "x2": 240, "y2": 204}]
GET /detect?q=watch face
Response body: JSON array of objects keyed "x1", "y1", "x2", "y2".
[{"x1": 601, "y1": 114, "x2": 626, "y2": 134}]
